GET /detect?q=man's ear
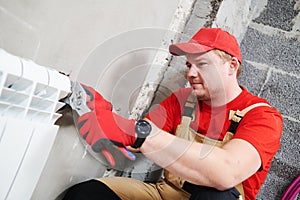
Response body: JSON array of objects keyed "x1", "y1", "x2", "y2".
[{"x1": 229, "y1": 57, "x2": 240, "y2": 75}]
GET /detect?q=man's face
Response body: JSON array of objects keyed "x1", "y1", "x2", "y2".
[{"x1": 186, "y1": 50, "x2": 230, "y2": 105}]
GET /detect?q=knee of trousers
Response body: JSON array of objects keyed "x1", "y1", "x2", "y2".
[{"x1": 62, "y1": 179, "x2": 121, "y2": 200}]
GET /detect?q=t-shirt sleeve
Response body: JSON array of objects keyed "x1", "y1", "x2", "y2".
[
  {"x1": 146, "y1": 89, "x2": 189, "y2": 134},
  {"x1": 234, "y1": 106, "x2": 283, "y2": 170}
]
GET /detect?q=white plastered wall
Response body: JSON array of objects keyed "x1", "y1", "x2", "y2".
[{"x1": 0, "y1": 0, "x2": 197, "y2": 199}]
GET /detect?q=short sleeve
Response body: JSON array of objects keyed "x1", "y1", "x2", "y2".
[
  {"x1": 234, "y1": 106, "x2": 283, "y2": 170},
  {"x1": 146, "y1": 88, "x2": 191, "y2": 134}
]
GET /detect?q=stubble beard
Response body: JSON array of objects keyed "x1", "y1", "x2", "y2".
[{"x1": 192, "y1": 87, "x2": 210, "y2": 102}]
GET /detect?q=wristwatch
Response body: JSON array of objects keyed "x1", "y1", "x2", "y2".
[{"x1": 131, "y1": 119, "x2": 152, "y2": 148}]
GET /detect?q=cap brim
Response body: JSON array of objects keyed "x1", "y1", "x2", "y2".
[{"x1": 169, "y1": 42, "x2": 214, "y2": 56}]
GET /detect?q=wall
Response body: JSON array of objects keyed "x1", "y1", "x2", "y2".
[{"x1": 0, "y1": 0, "x2": 182, "y2": 199}]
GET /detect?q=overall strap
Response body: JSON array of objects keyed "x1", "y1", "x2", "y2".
[
  {"x1": 223, "y1": 102, "x2": 271, "y2": 143},
  {"x1": 176, "y1": 93, "x2": 197, "y2": 140},
  {"x1": 182, "y1": 92, "x2": 197, "y2": 120},
  {"x1": 176, "y1": 93, "x2": 271, "y2": 200}
]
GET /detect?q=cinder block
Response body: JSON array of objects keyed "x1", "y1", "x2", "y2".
[
  {"x1": 259, "y1": 72, "x2": 300, "y2": 120},
  {"x1": 238, "y1": 61, "x2": 268, "y2": 95},
  {"x1": 240, "y1": 27, "x2": 300, "y2": 76},
  {"x1": 253, "y1": 0, "x2": 299, "y2": 31},
  {"x1": 269, "y1": 157, "x2": 300, "y2": 182},
  {"x1": 257, "y1": 170, "x2": 288, "y2": 200},
  {"x1": 259, "y1": 156, "x2": 300, "y2": 200},
  {"x1": 275, "y1": 119, "x2": 300, "y2": 167}
]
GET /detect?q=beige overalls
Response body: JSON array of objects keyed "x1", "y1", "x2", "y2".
[{"x1": 99, "y1": 94, "x2": 269, "y2": 200}]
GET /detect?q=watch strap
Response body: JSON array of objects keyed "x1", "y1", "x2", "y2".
[{"x1": 131, "y1": 137, "x2": 146, "y2": 148}]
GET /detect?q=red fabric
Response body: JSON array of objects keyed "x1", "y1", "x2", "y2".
[
  {"x1": 146, "y1": 86, "x2": 282, "y2": 200},
  {"x1": 169, "y1": 28, "x2": 242, "y2": 63}
]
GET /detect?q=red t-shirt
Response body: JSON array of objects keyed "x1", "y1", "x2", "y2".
[{"x1": 146, "y1": 87, "x2": 282, "y2": 200}]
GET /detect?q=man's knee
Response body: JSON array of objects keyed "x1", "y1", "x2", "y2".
[{"x1": 62, "y1": 179, "x2": 120, "y2": 200}]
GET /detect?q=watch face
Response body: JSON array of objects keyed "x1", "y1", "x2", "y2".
[{"x1": 136, "y1": 120, "x2": 151, "y2": 137}]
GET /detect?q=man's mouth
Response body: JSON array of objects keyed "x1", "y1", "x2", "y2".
[{"x1": 191, "y1": 82, "x2": 203, "y2": 86}]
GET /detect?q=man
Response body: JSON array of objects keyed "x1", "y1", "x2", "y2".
[{"x1": 63, "y1": 28, "x2": 282, "y2": 200}]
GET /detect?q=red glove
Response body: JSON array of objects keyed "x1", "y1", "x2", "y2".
[
  {"x1": 78, "y1": 110, "x2": 137, "y2": 166},
  {"x1": 81, "y1": 83, "x2": 112, "y2": 111},
  {"x1": 78, "y1": 84, "x2": 136, "y2": 166}
]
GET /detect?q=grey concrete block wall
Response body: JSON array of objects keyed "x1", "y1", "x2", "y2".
[
  {"x1": 253, "y1": 0, "x2": 299, "y2": 32},
  {"x1": 160, "y1": 0, "x2": 300, "y2": 199},
  {"x1": 239, "y1": 0, "x2": 300, "y2": 198}
]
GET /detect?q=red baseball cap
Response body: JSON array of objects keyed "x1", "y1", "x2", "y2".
[{"x1": 169, "y1": 28, "x2": 242, "y2": 63}]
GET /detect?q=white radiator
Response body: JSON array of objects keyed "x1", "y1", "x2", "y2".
[{"x1": 0, "y1": 49, "x2": 71, "y2": 200}]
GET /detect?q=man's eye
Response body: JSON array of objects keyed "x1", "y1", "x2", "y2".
[
  {"x1": 186, "y1": 62, "x2": 192, "y2": 68},
  {"x1": 197, "y1": 62, "x2": 207, "y2": 67}
]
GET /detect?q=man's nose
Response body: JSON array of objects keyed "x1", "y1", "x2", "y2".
[{"x1": 187, "y1": 65, "x2": 198, "y2": 77}]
